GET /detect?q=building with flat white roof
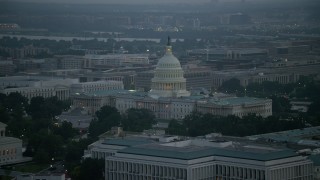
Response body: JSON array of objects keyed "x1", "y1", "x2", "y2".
[
  {"x1": 84, "y1": 54, "x2": 149, "y2": 69},
  {"x1": 196, "y1": 96, "x2": 272, "y2": 118},
  {"x1": 107, "y1": 140, "x2": 312, "y2": 180},
  {"x1": 0, "y1": 76, "x2": 78, "y2": 89},
  {"x1": 90, "y1": 134, "x2": 313, "y2": 180},
  {"x1": 56, "y1": 55, "x2": 84, "y2": 69},
  {"x1": 187, "y1": 47, "x2": 268, "y2": 60},
  {"x1": 0, "y1": 76, "x2": 79, "y2": 101},
  {"x1": 2, "y1": 85, "x2": 70, "y2": 101},
  {"x1": 70, "y1": 80, "x2": 124, "y2": 95}
]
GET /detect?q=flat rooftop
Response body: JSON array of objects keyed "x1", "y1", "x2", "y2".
[
  {"x1": 205, "y1": 96, "x2": 270, "y2": 106},
  {"x1": 117, "y1": 139, "x2": 297, "y2": 161},
  {"x1": 247, "y1": 126, "x2": 320, "y2": 143},
  {"x1": 102, "y1": 138, "x2": 155, "y2": 147},
  {"x1": 107, "y1": 137, "x2": 298, "y2": 161}
]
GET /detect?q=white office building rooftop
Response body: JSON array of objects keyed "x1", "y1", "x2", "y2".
[{"x1": 105, "y1": 136, "x2": 313, "y2": 180}]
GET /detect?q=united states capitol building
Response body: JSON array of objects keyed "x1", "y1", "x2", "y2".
[
  {"x1": 0, "y1": 40, "x2": 272, "y2": 119},
  {"x1": 72, "y1": 40, "x2": 272, "y2": 119}
]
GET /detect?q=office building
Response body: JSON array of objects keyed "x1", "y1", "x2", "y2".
[
  {"x1": 105, "y1": 138, "x2": 313, "y2": 180},
  {"x1": 0, "y1": 76, "x2": 78, "y2": 101},
  {"x1": 0, "y1": 122, "x2": 31, "y2": 166},
  {"x1": 56, "y1": 55, "x2": 84, "y2": 69},
  {"x1": 0, "y1": 60, "x2": 15, "y2": 76},
  {"x1": 70, "y1": 80, "x2": 124, "y2": 95},
  {"x1": 85, "y1": 131, "x2": 313, "y2": 180},
  {"x1": 84, "y1": 54, "x2": 149, "y2": 69}
]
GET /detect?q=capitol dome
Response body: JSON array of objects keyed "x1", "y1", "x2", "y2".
[
  {"x1": 148, "y1": 38, "x2": 190, "y2": 99},
  {"x1": 156, "y1": 47, "x2": 182, "y2": 69}
]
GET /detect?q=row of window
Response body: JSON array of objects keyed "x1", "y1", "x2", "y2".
[
  {"x1": 269, "y1": 164, "x2": 313, "y2": 180},
  {"x1": 0, "y1": 148, "x2": 17, "y2": 156},
  {"x1": 106, "y1": 160, "x2": 187, "y2": 179}
]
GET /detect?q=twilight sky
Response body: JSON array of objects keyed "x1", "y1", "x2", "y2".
[
  {"x1": 0, "y1": 0, "x2": 315, "y2": 6},
  {"x1": 1, "y1": 0, "x2": 211, "y2": 4}
]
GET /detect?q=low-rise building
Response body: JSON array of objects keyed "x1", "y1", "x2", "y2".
[
  {"x1": 2, "y1": 85, "x2": 70, "y2": 101},
  {"x1": 58, "y1": 108, "x2": 93, "y2": 131},
  {"x1": 0, "y1": 122, "x2": 31, "y2": 166},
  {"x1": 196, "y1": 96, "x2": 272, "y2": 118},
  {"x1": 106, "y1": 139, "x2": 313, "y2": 180},
  {"x1": 70, "y1": 80, "x2": 124, "y2": 95},
  {"x1": 76, "y1": 71, "x2": 136, "y2": 90},
  {"x1": 0, "y1": 76, "x2": 79, "y2": 101},
  {"x1": 71, "y1": 90, "x2": 120, "y2": 115},
  {"x1": 0, "y1": 45, "x2": 49, "y2": 59},
  {"x1": 85, "y1": 131, "x2": 314, "y2": 180},
  {"x1": 56, "y1": 55, "x2": 84, "y2": 69},
  {"x1": 84, "y1": 54, "x2": 149, "y2": 69},
  {"x1": 187, "y1": 47, "x2": 268, "y2": 60},
  {"x1": 0, "y1": 60, "x2": 15, "y2": 76},
  {"x1": 211, "y1": 69, "x2": 300, "y2": 89}
]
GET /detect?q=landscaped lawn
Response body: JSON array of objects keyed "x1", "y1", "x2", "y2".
[{"x1": 10, "y1": 162, "x2": 49, "y2": 173}]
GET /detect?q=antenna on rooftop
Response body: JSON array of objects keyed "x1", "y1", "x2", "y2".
[{"x1": 167, "y1": 36, "x2": 171, "y2": 46}]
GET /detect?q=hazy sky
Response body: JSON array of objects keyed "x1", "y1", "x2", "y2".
[
  {"x1": 1, "y1": 0, "x2": 317, "y2": 6},
  {"x1": 5, "y1": 0, "x2": 294, "y2": 4},
  {"x1": 2, "y1": 0, "x2": 211, "y2": 4}
]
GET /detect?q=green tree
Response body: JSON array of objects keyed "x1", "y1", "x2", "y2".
[
  {"x1": 25, "y1": 131, "x2": 63, "y2": 158},
  {"x1": 122, "y1": 108, "x2": 156, "y2": 132},
  {"x1": 71, "y1": 158, "x2": 105, "y2": 180},
  {"x1": 166, "y1": 119, "x2": 187, "y2": 136},
  {"x1": 0, "y1": 105, "x2": 11, "y2": 124},
  {"x1": 179, "y1": 111, "x2": 307, "y2": 137},
  {"x1": 3, "y1": 92, "x2": 28, "y2": 118},
  {"x1": 183, "y1": 111, "x2": 203, "y2": 136},
  {"x1": 65, "y1": 138, "x2": 95, "y2": 162},
  {"x1": 52, "y1": 121, "x2": 77, "y2": 140},
  {"x1": 219, "y1": 78, "x2": 244, "y2": 95},
  {"x1": 271, "y1": 95, "x2": 291, "y2": 114},
  {"x1": 33, "y1": 148, "x2": 50, "y2": 164},
  {"x1": 27, "y1": 96, "x2": 66, "y2": 120},
  {"x1": 0, "y1": 93, "x2": 30, "y2": 137},
  {"x1": 89, "y1": 105, "x2": 121, "y2": 138}
]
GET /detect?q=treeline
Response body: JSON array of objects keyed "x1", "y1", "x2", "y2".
[
  {"x1": 0, "y1": 93, "x2": 90, "y2": 164},
  {"x1": 219, "y1": 76, "x2": 320, "y2": 99},
  {"x1": 167, "y1": 112, "x2": 308, "y2": 137},
  {"x1": 219, "y1": 77, "x2": 320, "y2": 115},
  {"x1": 0, "y1": 36, "x2": 163, "y2": 56},
  {"x1": 0, "y1": 92, "x2": 105, "y2": 180},
  {"x1": 0, "y1": 92, "x2": 156, "y2": 179},
  {"x1": 88, "y1": 106, "x2": 156, "y2": 138}
]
